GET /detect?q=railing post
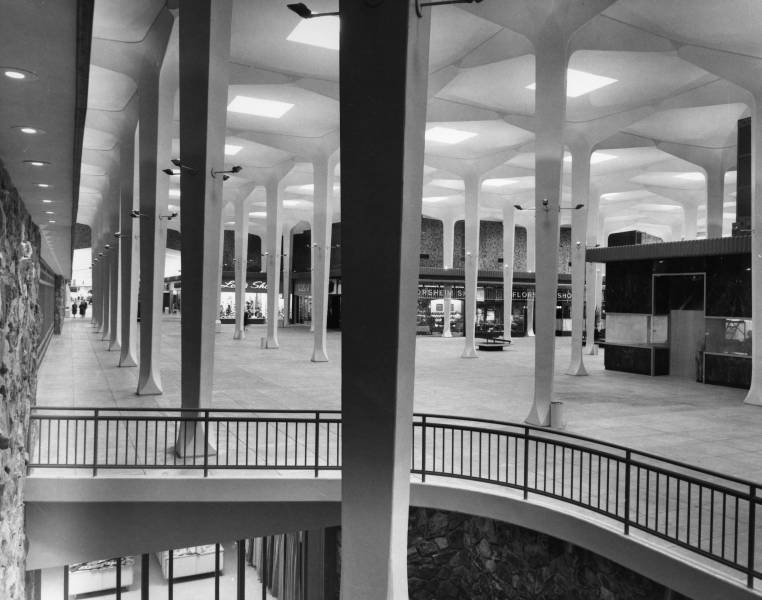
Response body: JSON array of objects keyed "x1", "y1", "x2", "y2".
[
  {"x1": 203, "y1": 410, "x2": 210, "y2": 477},
  {"x1": 92, "y1": 409, "x2": 100, "y2": 477},
  {"x1": 314, "y1": 411, "x2": 320, "y2": 478},
  {"x1": 523, "y1": 427, "x2": 529, "y2": 500},
  {"x1": 421, "y1": 415, "x2": 427, "y2": 483},
  {"x1": 624, "y1": 450, "x2": 631, "y2": 535},
  {"x1": 749, "y1": 484, "x2": 757, "y2": 588}
]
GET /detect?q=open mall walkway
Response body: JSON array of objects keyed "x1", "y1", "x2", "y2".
[{"x1": 37, "y1": 316, "x2": 759, "y2": 481}]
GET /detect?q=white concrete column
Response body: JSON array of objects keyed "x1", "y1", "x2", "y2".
[
  {"x1": 281, "y1": 223, "x2": 293, "y2": 328},
  {"x1": 746, "y1": 101, "x2": 762, "y2": 405},
  {"x1": 502, "y1": 204, "x2": 516, "y2": 339},
  {"x1": 108, "y1": 160, "x2": 121, "y2": 351},
  {"x1": 683, "y1": 202, "x2": 699, "y2": 239},
  {"x1": 136, "y1": 35, "x2": 174, "y2": 396},
  {"x1": 526, "y1": 38, "x2": 567, "y2": 426},
  {"x1": 100, "y1": 186, "x2": 113, "y2": 343},
  {"x1": 118, "y1": 123, "x2": 139, "y2": 366},
  {"x1": 706, "y1": 165, "x2": 725, "y2": 238},
  {"x1": 265, "y1": 179, "x2": 284, "y2": 348},
  {"x1": 339, "y1": 1, "x2": 430, "y2": 596},
  {"x1": 233, "y1": 197, "x2": 251, "y2": 340},
  {"x1": 584, "y1": 190, "x2": 600, "y2": 356},
  {"x1": 442, "y1": 215, "x2": 455, "y2": 338},
  {"x1": 310, "y1": 155, "x2": 336, "y2": 362},
  {"x1": 177, "y1": 0, "x2": 233, "y2": 420},
  {"x1": 566, "y1": 145, "x2": 590, "y2": 376},
  {"x1": 462, "y1": 174, "x2": 480, "y2": 358}
]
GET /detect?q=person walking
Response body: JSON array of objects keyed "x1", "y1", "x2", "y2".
[
  {"x1": 79, "y1": 299, "x2": 88, "y2": 319},
  {"x1": 71, "y1": 300, "x2": 78, "y2": 318}
]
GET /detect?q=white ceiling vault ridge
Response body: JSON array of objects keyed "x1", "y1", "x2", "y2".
[{"x1": 2, "y1": 0, "x2": 761, "y2": 278}]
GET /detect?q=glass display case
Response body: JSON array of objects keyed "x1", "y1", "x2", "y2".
[{"x1": 705, "y1": 317, "x2": 752, "y2": 356}]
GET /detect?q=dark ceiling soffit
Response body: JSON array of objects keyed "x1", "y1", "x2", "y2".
[
  {"x1": 586, "y1": 236, "x2": 751, "y2": 263},
  {"x1": 71, "y1": 0, "x2": 94, "y2": 264}
]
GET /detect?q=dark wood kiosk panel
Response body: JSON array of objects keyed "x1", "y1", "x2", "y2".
[{"x1": 587, "y1": 235, "x2": 751, "y2": 388}]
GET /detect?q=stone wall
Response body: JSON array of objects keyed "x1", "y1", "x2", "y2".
[
  {"x1": 453, "y1": 221, "x2": 529, "y2": 271},
  {"x1": 0, "y1": 161, "x2": 42, "y2": 600},
  {"x1": 407, "y1": 508, "x2": 691, "y2": 600},
  {"x1": 420, "y1": 218, "x2": 443, "y2": 268}
]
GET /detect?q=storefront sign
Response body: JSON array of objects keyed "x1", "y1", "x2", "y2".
[
  {"x1": 417, "y1": 284, "x2": 465, "y2": 300},
  {"x1": 511, "y1": 288, "x2": 571, "y2": 301},
  {"x1": 220, "y1": 279, "x2": 268, "y2": 293},
  {"x1": 294, "y1": 281, "x2": 311, "y2": 295}
]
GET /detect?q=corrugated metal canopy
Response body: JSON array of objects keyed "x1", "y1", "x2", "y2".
[{"x1": 586, "y1": 236, "x2": 751, "y2": 263}]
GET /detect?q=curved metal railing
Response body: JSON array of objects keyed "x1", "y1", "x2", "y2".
[{"x1": 28, "y1": 406, "x2": 761, "y2": 588}]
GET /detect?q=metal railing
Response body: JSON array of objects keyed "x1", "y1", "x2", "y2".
[{"x1": 29, "y1": 407, "x2": 762, "y2": 589}]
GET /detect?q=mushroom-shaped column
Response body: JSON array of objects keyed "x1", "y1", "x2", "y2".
[
  {"x1": 232, "y1": 189, "x2": 254, "y2": 340},
  {"x1": 106, "y1": 165, "x2": 121, "y2": 350},
  {"x1": 310, "y1": 152, "x2": 338, "y2": 362},
  {"x1": 136, "y1": 12, "x2": 175, "y2": 396},
  {"x1": 118, "y1": 123, "x2": 139, "y2": 367},
  {"x1": 91, "y1": 210, "x2": 104, "y2": 331},
  {"x1": 281, "y1": 221, "x2": 294, "y2": 327},
  {"x1": 265, "y1": 165, "x2": 293, "y2": 348},
  {"x1": 339, "y1": 1, "x2": 430, "y2": 597},
  {"x1": 678, "y1": 44, "x2": 762, "y2": 403},
  {"x1": 657, "y1": 141, "x2": 736, "y2": 239},
  {"x1": 100, "y1": 182, "x2": 114, "y2": 343},
  {"x1": 176, "y1": 0, "x2": 233, "y2": 429},
  {"x1": 462, "y1": 173, "x2": 481, "y2": 358},
  {"x1": 502, "y1": 203, "x2": 516, "y2": 339}
]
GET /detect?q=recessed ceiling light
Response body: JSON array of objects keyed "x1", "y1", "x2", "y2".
[
  {"x1": 283, "y1": 200, "x2": 304, "y2": 207},
  {"x1": 287, "y1": 16, "x2": 340, "y2": 51},
  {"x1": 423, "y1": 196, "x2": 449, "y2": 203},
  {"x1": 227, "y1": 96, "x2": 294, "y2": 119},
  {"x1": 225, "y1": 144, "x2": 243, "y2": 156},
  {"x1": 168, "y1": 189, "x2": 181, "y2": 198},
  {"x1": 24, "y1": 160, "x2": 49, "y2": 167},
  {"x1": 425, "y1": 127, "x2": 477, "y2": 145},
  {"x1": 2, "y1": 68, "x2": 37, "y2": 80},
  {"x1": 483, "y1": 178, "x2": 518, "y2": 187},
  {"x1": 675, "y1": 172, "x2": 704, "y2": 181},
  {"x1": 48, "y1": 220, "x2": 56, "y2": 224},
  {"x1": 526, "y1": 69, "x2": 618, "y2": 98},
  {"x1": 37, "y1": 183, "x2": 50, "y2": 188},
  {"x1": 225, "y1": 221, "x2": 235, "y2": 225},
  {"x1": 42, "y1": 199, "x2": 52, "y2": 203},
  {"x1": 16, "y1": 126, "x2": 44, "y2": 135},
  {"x1": 249, "y1": 211, "x2": 267, "y2": 218},
  {"x1": 45, "y1": 211, "x2": 54, "y2": 214},
  {"x1": 168, "y1": 204, "x2": 180, "y2": 211},
  {"x1": 563, "y1": 152, "x2": 616, "y2": 165}
]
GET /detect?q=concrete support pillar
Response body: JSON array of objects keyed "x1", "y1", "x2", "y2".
[
  {"x1": 526, "y1": 219, "x2": 536, "y2": 337},
  {"x1": 442, "y1": 215, "x2": 455, "y2": 338},
  {"x1": 746, "y1": 101, "x2": 762, "y2": 405},
  {"x1": 100, "y1": 197, "x2": 112, "y2": 342},
  {"x1": 584, "y1": 191, "x2": 600, "y2": 356},
  {"x1": 233, "y1": 198, "x2": 251, "y2": 340},
  {"x1": 177, "y1": 0, "x2": 232, "y2": 420},
  {"x1": 462, "y1": 174, "x2": 480, "y2": 358},
  {"x1": 118, "y1": 124, "x2": 139, "y2": 366},
  {"x1": 265, "y1": 179, "x2": 284, "y2": 348},
  {"x1": 310, "y1": 155, "x2": 336, "y2": 362},
  {"x1": 683, "y1": 202, "x2": 699, "y2": 239},
  {"x1": 339, "y1": 1, "x2": 430, "y2": 597},
  {"x1": 706, "y1": 165, "x2": 725, "y2": 238},
  {"x1": 526, "y1": 39, "x2": 567, "y2": 426},
  {"x1": 502, "y1": 205, "x2": 515, "y2": 339},
  {"x1": 136, "y1": 27, "x2": 173, "y2": 396},
  {"x1": 281, "y1": 223, "x2": 292, "y2": 327},
  {"x1": 108, "y1": 167, "x2": 121, "y2": 351},
  {"x1": 566, "y1": 145, "x2": 590, "y2": 376}
]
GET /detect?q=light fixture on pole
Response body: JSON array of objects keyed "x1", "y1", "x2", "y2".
[
  {"x1": 162, "y1": 159, "x2": 197, "y2": 176},
  {"x1": 415, "y1": 0, "x2": 483, "y2": 17},
  {"x1": 287, "y1": 3, "x2": 339, "y2": 18},
  {"x1": 159, "y1": 212, "x2": 179, "y2": 221},
  {"x1": 513, "y1": 200, "x2": 584, "y2": 212},
  {"x1": 211, "y1": 165, "x2": 243, "y2": 181}
]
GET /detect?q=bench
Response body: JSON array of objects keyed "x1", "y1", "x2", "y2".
[{"x1": 477, "y1": 334, "x2": 511, "y2": 351}]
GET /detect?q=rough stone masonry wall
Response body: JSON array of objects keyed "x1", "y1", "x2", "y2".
[
  {"x1": 407, "y1": 508, "x2": 692, "y2": 600},
  {"x1": 0, "y1": 161, "x2": 42, "y2": 600}
]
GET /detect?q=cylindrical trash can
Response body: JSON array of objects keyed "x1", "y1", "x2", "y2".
[{"x1": 550, "y1": 401, "x2": 566, "y2": 429}]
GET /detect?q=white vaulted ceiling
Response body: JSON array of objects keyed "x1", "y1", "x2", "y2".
[{"x1": 2, "y1": 0, "x2": 762, "y2": 279}]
